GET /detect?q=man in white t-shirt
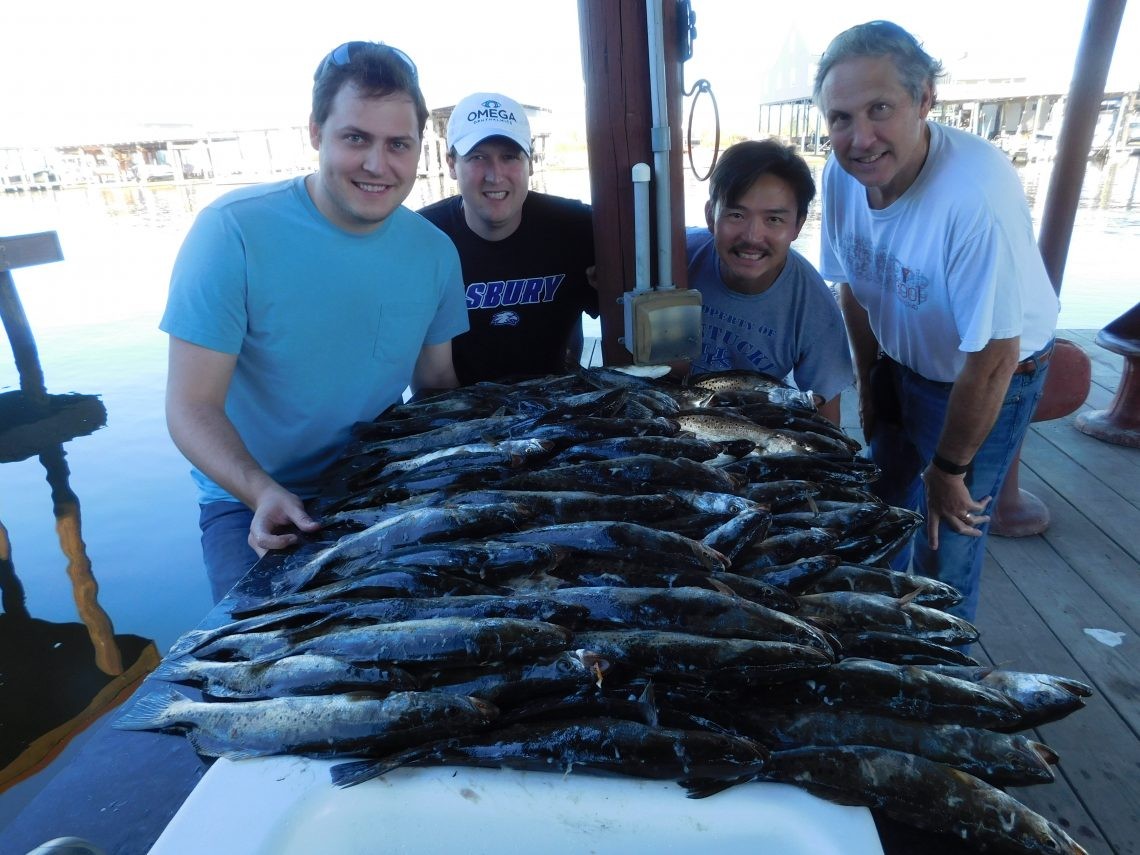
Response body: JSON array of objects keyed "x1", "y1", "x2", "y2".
[{"x1": 814, "y1": 20, "x2": 1058, "y2": 620}]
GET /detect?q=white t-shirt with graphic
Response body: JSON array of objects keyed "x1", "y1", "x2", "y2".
[{"x1": 819, "y1": 121, "x2": 1058, "y2": 383}]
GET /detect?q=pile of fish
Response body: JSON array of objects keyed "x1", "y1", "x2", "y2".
[{"x1": 118, "y1": 368, "x2": 1092, "y2": 854}]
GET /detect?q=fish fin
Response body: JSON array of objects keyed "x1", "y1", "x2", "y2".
[
  {"x1": 341, "y1": 690, "x2": 390, "y2": 702},
  {"x1": 1029, "y1": 739, "x2": 1061, "y2": 769},
  {"x1": 207, "y1": 743, "x2": 269, "y2": 761},
  {"x1": 1053, "y1": 675, "x2": 1094, "y2": 698},
  {"x1": 114, "y1": 689, "x2": 188, "y2": 731},
  {"x1": 897, "y1": 588, "x2": 920, "y2": 606},
  {"x1": 681, "y1": 774, "x2": 754, "y2": 799},
  {"x1": 636, "y1": 682, "x2": 659, "y2": 728},
  {"x1": 708, "y1": 577, "x2": 738, "y2": 598},
  {"x1": 330, "y1": 760, "x2": 387, "y2": 788},
  {"x1": 183, "y1": 728, "x2": 274, "y2": 760}
]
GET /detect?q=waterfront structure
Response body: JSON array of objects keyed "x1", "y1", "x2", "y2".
[
  {"x1": 0, "y1": 123, "x2": 315, "y2": 190},
  {"x1": 0, "y1": 102, "x2": 555, "y2": 191},
  {"x1": 755, "y1": 34, "x2": 1139, "y2": 161}
]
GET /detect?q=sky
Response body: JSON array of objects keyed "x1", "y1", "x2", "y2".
[{"x1": 1, "y1": 1, "x2": 1138, "y2": 145}]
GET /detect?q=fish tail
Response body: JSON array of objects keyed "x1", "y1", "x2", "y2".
[
  {"x1": 681, "y1": 772, "x2": 758, "y2": 799},
  {"x1": 114, "y1": 688, "x2": 188, "y2": 731},
  {"x1": 329, "y1": 759, "x2": 395, "y2": 788},
  {"x1": 166, "y1": 630, "x2": 211, "y2": 659},
  {"x1": 150, "y1": 658, "x2": 197, "y2": 685},
  {"x1": 330, "y1": 742, "x2": 433, "y2": 787}
]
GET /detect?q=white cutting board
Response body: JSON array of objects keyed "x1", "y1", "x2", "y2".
[{"x1": 150, "y1": 756, "x2": 883, "y2": 854}]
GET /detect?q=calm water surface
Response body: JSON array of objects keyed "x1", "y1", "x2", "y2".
[{"x1": 0, "y1": 154, "x2": 1137, "y2": 825}]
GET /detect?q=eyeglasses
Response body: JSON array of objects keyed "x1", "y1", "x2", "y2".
[{"x1": 315, "y1": 41, "x2": 418, "y2": 82}]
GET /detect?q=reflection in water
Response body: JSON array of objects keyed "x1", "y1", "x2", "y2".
[
  {"x1": 1017, "y1": 153, "x2": 1140, "y2": 212},
  {"x1": 0, "y1": 394, "x2": 158, "y2": 792},
  {"x1": 0, "y1": 246, "x2": 159, "y2": 792},
  {"x1": 97, "y1": 184, "x2": 211, "y2": 228}
]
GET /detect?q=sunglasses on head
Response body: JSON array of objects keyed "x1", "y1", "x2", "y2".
[{"x1": 316, "y1": 41, "x2": 418, "y2": 81}]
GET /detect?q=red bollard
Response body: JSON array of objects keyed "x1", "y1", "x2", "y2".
[{"x1": 991, "y1": 338, "x2": 1092, "y2": 537}]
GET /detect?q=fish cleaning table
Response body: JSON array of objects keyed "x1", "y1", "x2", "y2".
[{"x1": 150, "y1": 757, "x2": 882, "y2": 855}]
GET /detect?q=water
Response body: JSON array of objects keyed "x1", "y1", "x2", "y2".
[{"x1": 0, "y1": 154, "x2": 1137, "y2": 824}]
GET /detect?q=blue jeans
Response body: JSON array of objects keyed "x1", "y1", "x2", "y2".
[
  {"x1": 199, "y1": 500, "x2": 258, "y2": 604},
  {"x1": 869, "y1": 345, "x2": 1051, "y2": 622}
]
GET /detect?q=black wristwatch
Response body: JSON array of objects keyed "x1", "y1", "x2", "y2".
[{"x1": 931, "y1": 452, "x2": 970, "y2": 476}]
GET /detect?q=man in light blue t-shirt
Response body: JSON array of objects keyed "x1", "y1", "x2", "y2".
[
  {"x1": 687, "y1": 140, "x2": 853, "y2": 424},
  {"x1": 160, "y1": 42, "x2": 468, "y2": 602}
]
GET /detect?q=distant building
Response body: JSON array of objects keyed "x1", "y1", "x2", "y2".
[
  {"x1": 2, "y1": 102, "x2": 557, "y2": 191},
  {"x1": 754, "y1": 31, "x2": 1139, "y2": 161},
  {"x1": 1, "y1": 124, "x2": 315, "y2": 191}
]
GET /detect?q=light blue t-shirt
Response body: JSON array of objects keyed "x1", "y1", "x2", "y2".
[
  {"x1": 686, "y1": 228, "x2": 854, "y2": 403},
  {"x1": 160, "y1": 177, "x2": 468, "y2": 503}
]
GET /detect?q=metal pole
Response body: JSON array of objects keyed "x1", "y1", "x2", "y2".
[
  {"x1": 646, "y1": 0, "x2": 674, "y2": 289},
  {"x1": 1037, "y1": 0, "x2": 1128, "y2": 293}
]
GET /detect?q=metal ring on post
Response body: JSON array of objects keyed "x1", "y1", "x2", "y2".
[{"x1": 683, "y1": 78, "x2": 721, "y2": 181}]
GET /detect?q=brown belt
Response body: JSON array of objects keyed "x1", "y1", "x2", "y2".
[{"x1": 1012, "y1": 347, "x2": 1053, "y2": 375}]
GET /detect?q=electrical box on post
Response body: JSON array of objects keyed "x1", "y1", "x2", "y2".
[{"x1": 622, "y1": 288, "x2": 703, "y2": 364}]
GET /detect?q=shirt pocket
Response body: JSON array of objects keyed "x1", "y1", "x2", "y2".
[{"x1": 372, "y1": 301, "x2": 435, "y2": 363}]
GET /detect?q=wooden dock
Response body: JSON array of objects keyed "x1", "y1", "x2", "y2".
[
  {"x1": 584, "y1": 329, "x2": 1139, "y2": 855},
  {"x1": 973, "y1": 329, "x2": 1140, "y2": 855}
]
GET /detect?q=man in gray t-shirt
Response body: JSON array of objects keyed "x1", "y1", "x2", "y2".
[{"x1": 687, "y1": 140, "x2": 853, "y2": 423}]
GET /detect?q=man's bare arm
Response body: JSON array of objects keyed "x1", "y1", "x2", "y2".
[
  {"x1": 411, "y1": 340, "x2": 460, "y2": 393},
  {"x1": 165, "y1": 336, "x2": 317, "y2": 553},
  {"x1": 924, "y1": 335, "x2": 1021, "y2": 549},
  {"x1": 817, "y1": 393, "x2": 842, "y2": 426}
]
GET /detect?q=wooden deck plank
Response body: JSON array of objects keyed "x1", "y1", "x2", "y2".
[
  {"x1": 1010, "y1": 457, "x2": 1140, "y2": 629},
  {"x1": 974, "y1": 559, "x2": 1115, "y2": 854},
  {"x1": 1056, "y1": 330, "x2": 1123, "y2": 400},
  {"x1": 1029, "y1": 413, "x2": 1140, "y2": 487},
  {"x1": 1056, "y1": 328, "x2": 1098, "y2": 346},
  {"x1": 975, "y1": 568, "x2": 1135, "y2": 853},
  {"x1": 1025, "y1": 424, "x2": 1140, "y2": 516},
  {"x1": 1078, "y1": 381, "x2": 1120, "y2": 411},
  {"x1": 1057, "y1": 328, "x2": 1123, "y2": 373},
  {"x1": 983, "y1": 506, "x2": 1140, "y2": 737},
  {"x1": 1019, "y1": 431, "x2": 1140, "y2": 563}
]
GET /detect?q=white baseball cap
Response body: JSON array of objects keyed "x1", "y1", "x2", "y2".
[{"x1": 447, "y1": 92, "x2": 532, "y2": 157}]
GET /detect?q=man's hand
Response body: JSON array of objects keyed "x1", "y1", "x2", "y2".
[
  {"x1": 922, "y1": 465, "x2": 992, "y2": 550},
  {"x1": 586, "y1": 265, "x2": 598, "y2": 290},
  {"x1": 248, "y1": 484, "x2": 321, "y2": 557}
]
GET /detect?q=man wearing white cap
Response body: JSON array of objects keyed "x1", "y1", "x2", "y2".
[{"x1": 419, "y1": 92, "x2": 598, "y2": 384}]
